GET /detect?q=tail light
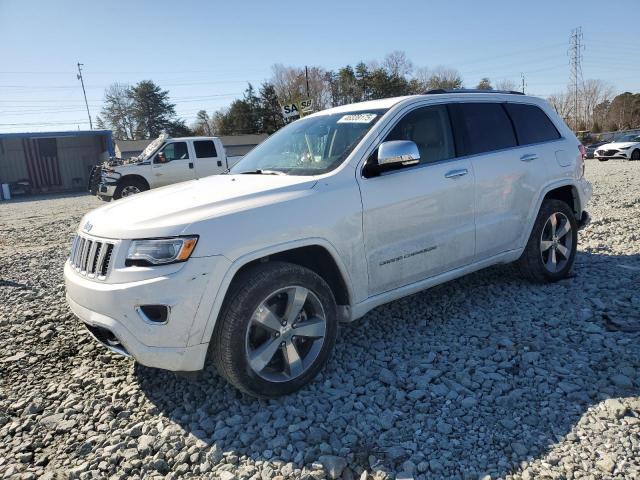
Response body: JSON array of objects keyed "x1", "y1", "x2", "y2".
[{"x1": 578, "y1": 144, "x2": 586, "y2": 177}]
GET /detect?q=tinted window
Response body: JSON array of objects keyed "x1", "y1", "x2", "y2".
[
  {"x1": 505, "y1": 103, "x2": 560, "y2": 145},
  {"x1": 385, "y1": 105, "x2": 455, "y2": 164},
  {"x1": 194, "y1": 140, "x2": 218, "y2": 158},
  {"x1": 158, "y1": 142, "x2": 189, "y2": 162},
  {"x1": 449, "y1": 103, "x2": 517, "y2": 155}
]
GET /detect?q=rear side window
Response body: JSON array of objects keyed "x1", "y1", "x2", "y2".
[
  {"x1": 504, "y1": 103, "x2": 561, "y2": 145},
  {"x1": 449, "y1": 103, "x2": 517, "y2": 156},
  {"x1": 194, "y1": 140, "x2": 218, "y2": 158}
]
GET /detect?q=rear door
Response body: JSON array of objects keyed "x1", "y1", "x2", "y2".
[
  {"x1": 151, "y1": 141, "x2": 197, "y2": 187},
  {"x1": 449, "y1": 102, "x2": 555, "y2": 260},
  {"x1": 193, "y1": 139, "x2": 226, "y2": 178},
  {"x1": 358, "y1": 104, "x2": 476, "y2": 296}
]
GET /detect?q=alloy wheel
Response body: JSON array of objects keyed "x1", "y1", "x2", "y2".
[
  {"x1": 121, "y1": 185, "x2": 141, "y2": 197},
  {"x1": 245, "y1": 286, "x2": 326, "y2": 382},
  {"x1": 540, "y1": 211, "x2": 573, "y2": 273}
]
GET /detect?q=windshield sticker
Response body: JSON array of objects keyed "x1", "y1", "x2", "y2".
[{"x1": 337, "y1": 113, "x2": 377, "y2": 124}]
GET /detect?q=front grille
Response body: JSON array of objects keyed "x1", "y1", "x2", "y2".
[
  {"x1": 69, "y1": 234, "x2": 115, "y2": 280},
  {"x1": 598, "y1": 149, "x2": 619, "y2": 156}
]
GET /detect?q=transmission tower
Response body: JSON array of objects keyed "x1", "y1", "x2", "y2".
[{"x1": 568, "y1": 27, "x2": 584, "y2": 131}]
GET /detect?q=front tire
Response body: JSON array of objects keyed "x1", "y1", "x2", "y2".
[
  {"x1": 211, "y1": 261, "x2": 338, "y2": 398},
  {"x1": 518, "y1": 199, "x2": 578, "y2": 282},
  {"x1": 113, "y1": 178, "x2": 148, "y2": 200},
  {"x1": 631, "y1": 149, "x2": 640, "y2": 161}
]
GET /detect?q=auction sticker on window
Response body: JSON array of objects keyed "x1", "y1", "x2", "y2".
[{"x1": 337, "y1": 113, "x2": 377, "y2": 124}]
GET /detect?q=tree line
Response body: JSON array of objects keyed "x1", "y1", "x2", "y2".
[{"x1": 97, "y1": 51, "x2": 638, "y2": 140}]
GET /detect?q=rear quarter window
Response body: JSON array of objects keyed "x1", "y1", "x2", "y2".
[
  {"x1": 194, "y1": 140, "x2": 218, "y2": 158},
  {"x1": 449, "y1": 103, "x2": 517, "y2": 156},
  {"x1": 504, "y1": 103, "x2": 561, "y2": 145}
]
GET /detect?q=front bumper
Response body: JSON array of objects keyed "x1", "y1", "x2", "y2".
[
  {"x1": 64, "y1": 255, "x2": 229, "y2": 371},
  {"x1": 97, "y1": 183, "x2": 117, "y2": 198}
]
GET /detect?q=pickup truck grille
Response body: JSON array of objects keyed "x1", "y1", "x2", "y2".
[{"x1": 69, "y1": 234, "x2": 115, "y2": 280}]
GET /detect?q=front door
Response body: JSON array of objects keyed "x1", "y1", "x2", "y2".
[
  {"x1": 151, "y1": 141, "x2": 196, "y2": 187},
  {"x1": 358, "y1": 104, "x2": 476, "y2": 296}
]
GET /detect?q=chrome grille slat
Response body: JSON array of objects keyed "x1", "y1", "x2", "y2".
[
  {"x1": 86, "y1": 241, "x2": 99, "y2": 275},
  {"x1": 69, "y1": 234, "x2": 115, "y2": 281}
]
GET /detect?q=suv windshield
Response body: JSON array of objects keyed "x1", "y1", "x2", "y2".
[{"x1": 230, "y1": 110, "x2": 386, "y2": 176}]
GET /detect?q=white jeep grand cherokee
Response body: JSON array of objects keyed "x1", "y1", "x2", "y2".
[{"x1": 65, "y1": 90, "x2": 592, "y2": 397}]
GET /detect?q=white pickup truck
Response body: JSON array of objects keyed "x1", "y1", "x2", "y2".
[
  {"x1": 67, "y1": 90, "x2": 592, "y2": 397},
  {"x1": 89, "y1": 134, "x2": 243, "y2": 200}
]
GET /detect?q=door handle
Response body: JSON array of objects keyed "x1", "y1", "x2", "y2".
[
  {"x1": 444, "y1": 168, "x2": 468, "y2": 179},
  {"x1": 188, "y1": 162, "x2": 194, "y2": 169},
  {"x1": 217, "y1": 160, "x2": 222, "y2": 167},
  {"x1": 520, "y1": 153, "x2": 538, "y2": 162}
]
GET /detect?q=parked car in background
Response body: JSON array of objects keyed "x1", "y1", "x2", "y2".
[
  {"x1": 66, "y1": 90, "x2": 592, "y2": 397},
  {"x1": 594, "y1": 133, "x2": 640, "y2": 161},
  {"x1": 585, "y1": 140, "x2": 607, "y2": 159},
  {"x1": 88, "y1": 134, "x2": 244, "y2": 200}
]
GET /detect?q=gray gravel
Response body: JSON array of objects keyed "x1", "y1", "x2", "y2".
[{"x1": 1, "y1": 160, "x2": 639, "y2": 480}]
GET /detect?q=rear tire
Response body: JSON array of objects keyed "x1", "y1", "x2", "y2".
[
  {"x1": 113, "y1": 178, "x2": 148, "y2": 200},
  {"x1": 517, "y1": 199, "x2": 578, "y2": 282},
  {"x1": 211, "y1": 261, "x2": 338, "y2": 398}
]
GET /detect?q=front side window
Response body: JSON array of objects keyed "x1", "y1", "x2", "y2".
[
  {"x1": 194, "y1": 140, "x2": 218, "y2": 158},
  {"x1": 156, "y1": 142, "x2": 189, "y2": 163},
  {"x1": 504, "y1": 103, "x2": 561, "y2": 145},
  {"x1": 449, "y1": 103, "x2": 517, "y2": 156},
  {"x1": 230, "y1": 110, "x2": 386, "y2": 176},
  {"x1": 384, "y1": 105, "x2": 455, "y2": 164}
]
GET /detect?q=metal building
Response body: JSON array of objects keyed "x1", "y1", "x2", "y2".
[{"x1": 0, "y1": 130, "x2": 113, "y2": 192}]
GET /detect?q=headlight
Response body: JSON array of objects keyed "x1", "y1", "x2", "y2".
[
  {"x1": 620, "y1": 145, "x2": 633, "y2": 150},
  {"x1": 126, "y1": 236, "x2": 198, "y2": 266}
]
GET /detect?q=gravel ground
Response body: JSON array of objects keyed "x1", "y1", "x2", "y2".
[{"x1": 1, "y1": 160, "x2": 639, "y2": 480}]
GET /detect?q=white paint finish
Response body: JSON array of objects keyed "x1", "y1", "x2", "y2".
[
  {"x1": 471, "y1": 142, "x2": 556, "y2": 259},
  {"x1": 65, "y1": 92, "x2": 594, "y2": 372},
  {"x1": 358, "y1": 159, "x2": 475, "y2": 295},
  {"x1": 101, "y1": 136, "x2": 236, "y2": 197}
]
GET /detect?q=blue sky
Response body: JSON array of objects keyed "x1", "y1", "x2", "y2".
[{"x1": 0, "y1": 0, "x2": 637, "y2": 132}]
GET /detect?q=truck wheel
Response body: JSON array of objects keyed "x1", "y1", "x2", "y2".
[
  {"x1": 211, "y1": 261, "x2": 337, "y2": 398},
  {"x1": 114, "y1": 179, "x2": 147, "y2": 199},
  {"x1": 517, "y1": 199, "x2": 578, "y2": 282}
]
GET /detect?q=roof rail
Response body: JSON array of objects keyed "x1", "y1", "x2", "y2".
[{"x1": 425, "y1": 88, "x2": 525, "y2": 95}]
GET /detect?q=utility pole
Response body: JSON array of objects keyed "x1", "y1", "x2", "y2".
[
  {"x1": 305, "y1": 65, "x2": 310, "y2": 98},
  {"x1": 521, "y1": 72, "x2": 526, "y2": 94},
  {"x1": 76, "y1": 62, "x2": 93, "y2": 129},
  {"x1": 568, "y1": 27, "x2": 584, "y2": 131}
]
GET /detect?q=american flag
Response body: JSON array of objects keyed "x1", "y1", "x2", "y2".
[{"x1": 22, "y1": 138, "x2": 61, "y2": 189}]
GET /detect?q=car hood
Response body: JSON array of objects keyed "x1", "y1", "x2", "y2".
[
  {"x1": 599, "y1": 141, "x2": 639, "y2": 150},
  {"x1": 81, "y1": 174, "x2": 317, "y2": 239}
]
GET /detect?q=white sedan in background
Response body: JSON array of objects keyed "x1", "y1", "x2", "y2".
[{"x1": 594, "y1": 133, "x2": 640, "y2": 161}]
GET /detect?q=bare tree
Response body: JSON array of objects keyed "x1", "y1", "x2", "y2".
[
  {"x1": 581, "y1": 79, "x2": 614, "y2": 129},
  {"x1": 100, "y1": 83, "x2": 136, "y2": 140},
  {"x1": 270, "y1": 64, "x2": 332, "y2": 111},
  {"x1": 383, "y1": 50, "x2": 413, "y2": 77},
  {"x1": 418, "y1": 66, "x2": 463, "y2": 90},
  {"x1": 495, "y1": 79, "x2": 518, "y2": 91},
  {"x1": 547, "y1": 91, "x2": 573, "y2": 121}
]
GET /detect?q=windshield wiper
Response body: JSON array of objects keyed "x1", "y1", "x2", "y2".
[{"x1": 239, "y1": 169, "x2": 286, "y2": 175}]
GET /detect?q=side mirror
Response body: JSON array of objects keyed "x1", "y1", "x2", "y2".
[{"x1": 377, "y1": 140, "x2": 420, "y2": 167}]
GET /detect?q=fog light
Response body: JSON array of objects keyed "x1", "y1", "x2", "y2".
[{"x1": 137, "y1": 305, "x2": 169, "y2": 324}]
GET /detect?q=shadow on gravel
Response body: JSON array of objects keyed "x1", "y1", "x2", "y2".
[{"x1": 136, "y1": 251, "x2": 640, "y2": 478}]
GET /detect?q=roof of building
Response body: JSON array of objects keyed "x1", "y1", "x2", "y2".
[{"x1": 0, "y1": 129, "x2": 112, "y2": 140}]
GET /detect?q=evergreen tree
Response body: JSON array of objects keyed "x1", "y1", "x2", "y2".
[{"x1": 130, "y1": 80, "x2": 176, "y2": 138}]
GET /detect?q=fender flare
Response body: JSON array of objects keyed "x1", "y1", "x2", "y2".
[
  {"x1": 194, "y1": 237, "x2": 354, "y2": 346},
  {"x1": 117, "y1": 174, "x2": 150, "y2": 190},
  {"x1": 518, "y1": 179, "x2": 582, "y2": 249}
]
